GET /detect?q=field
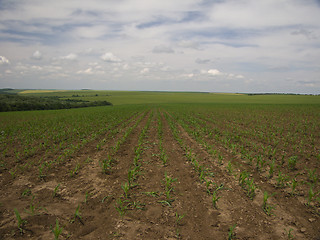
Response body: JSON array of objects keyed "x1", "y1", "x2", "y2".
[{"x1": 0, "y1": 91, "x2": 319, "y2": 239}]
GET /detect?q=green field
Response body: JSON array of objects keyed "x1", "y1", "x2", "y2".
[{"x1": 17, "y1": 89, "x2": 320, "y2": 105}]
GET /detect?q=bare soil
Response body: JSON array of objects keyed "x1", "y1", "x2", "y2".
[{"x1": 0, "y1": 109, "x2": 319, "y2": 239}]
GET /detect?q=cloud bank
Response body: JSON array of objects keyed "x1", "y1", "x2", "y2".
[{"x1": 0, "y1": 0, "x2": 319, "y2": 93}]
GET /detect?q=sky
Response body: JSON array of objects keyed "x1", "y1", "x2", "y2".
[{"x1": 0, "y1": 0, "x2": 319, "y2": 93}]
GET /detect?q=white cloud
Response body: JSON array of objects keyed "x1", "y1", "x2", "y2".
[
  {"x1": 208, "y1": 69, "x2": 222, "y2": 76},
  {"x1": 77, "y1": 67, "x2": 93, "y2": 74},
  {"x1": 140, "y1": 68, "x2": 149, "y2": 74},
  {"x1": 32, "y1": 50, "x2": 42, "y2": 60},
  {"x1": 101, "y1": 52, "x2": 121, "y2": 62},
  {"x1": 61, "y1": 53, "x2": 78, "y2": 61},
  {"x1": 0, "y1": 56, "x2": 10, "y2": 65}
]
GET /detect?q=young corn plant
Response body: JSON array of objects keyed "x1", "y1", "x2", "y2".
[
  {"x1": 211, "y1": 191, "x2": 220, "y2": 209},
  {"x1": 51, "y1": 219, "x2": 63, "y2": 240},
  {"x1": 14, "y1": 208, "x2": 26, "y2": 234},
  {"x1": 121, "y1": 182, "x2": 130, "y2": 199},
  {"x1": 52, "y1": 183, "x2": 60, "y2": 198},
  {"x1": 288, "y1": 156, "x2": 298, "y2": 171},
  {"x1": 115, "y1": 198, "x2": 127, "y2": 217},
  {"x1": 307, "y1": 169, "x2": 318, "y2": 183},
  {"x1": 262, "y1": 191, "x2": 275, "y2": 216},
  {"x1": 276, "y1": 171, "x2": 289, "y2": 188},
  {"x1": 306, "y1": 185, "x2": 315, "y2": 206},
  {"x1": 290, "y1": 178, "x2": 298, "y2": 196},
  {"x1": 175, "y1": 212, "x2": 185, "y2": 226},
  {"x1": 228, "y1": 224, "x2": 236, "y2": 240},
  {"x1": 226, "y1": 161, "x2": 233, "y2": 174},
  {"x1": 71, "y1": 205, "x2": 83, "y2": 224},
  {"x1": 268, "y1": 159, "x2": 275, "y2": 178},
  {"x1": 246, "y1": 178, "x2": 257, "y2": 199}
]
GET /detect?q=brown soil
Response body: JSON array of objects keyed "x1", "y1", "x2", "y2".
[{"x1": 0, "y1": 109, "x2": 319, "y2": 239}]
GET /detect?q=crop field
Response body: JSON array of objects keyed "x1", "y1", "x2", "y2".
[{"x1": 0, "y1": 92, "x2": 320, "y2": 239}]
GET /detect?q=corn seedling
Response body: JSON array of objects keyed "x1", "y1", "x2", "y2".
[
  {"x1": 205, "y1": 180, "x2": 213, "y2": 195},
  {"x1": 285, "y1": 228, "x2": 294, "y2": 240},
  {"x1": 262, "y1": 191, "x2": 275, "y2": 216},
  {"x1": 115, "y1": 198, "x2": 127, "y2": 217},
  {"x1": 239, "y1": 171, "x2": 249, "y2": 187},
  {"x1": 175, "y1": 212, "x2": 185, "y2": 226},
  {"x1": 307, "y1": 169, "x2": 318, "y2": 183},
  {"x1": 143, "y1": 191, "x2": 160, "y2": 197},
  {"x1": 69, "y1": 163, "x2": 80, "y2": 177},
  {"x1": 84, "y1": 191, "x2": 92, "y2": 204},
  {"x1": 71, "y1": 205, "x2": 83, "y2": 224},
  {"x1": 160, "y1": 151, "x2": 168, "y2": 166},
  {"x1": 268, "y1": 159, "x2": 275, "y2": 178},
  {"x1": 288, "y1": 156, "x2": 298, "y2": 171},
  {"x1": 51, "y1": 219, "x2": 63, "y2": 240},
  {"x1": 21, "y1": 188, "x2": 32, "y2": 197},
  {"x1": 306, "y1": 185, "x2": 315, "y2": 206},
  {"x1": 52, "y1": 183, "x2": 60, "y2": 198},
  {"x1": 246, "y1": 178, "x2": 256, "y2": 199},
  {"x1": 290, "y1": 179, "x2": 298, "y2": 196},
  {"x1": 100, "y1": 158, "x2": 112, "y2": 174},
  {"x1": 276, "y1": 171, "x2": 289, "y2": 188},
  {"x1": 14, "y1": 208, "x2": 26, "y2": 234},
  {"x1": 212, "y1": 191, "x2": 220, "y2": 209},
  {"x1": 226, "y1": 161, "x2": 233, "y2": 174},
  {"x1": 25, "y1": 195, "x2": 37, "y2": 215},
  {"x1": 121, "y1": 182, "x2": 130, "y2": 198},
  {"x1": 228, "y1": 224, "x2": 236, "y2": 240}
]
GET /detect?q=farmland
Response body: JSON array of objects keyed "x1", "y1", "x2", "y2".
[{"x1": 0, "y1": 91, "x2": 319, "y2": 239}]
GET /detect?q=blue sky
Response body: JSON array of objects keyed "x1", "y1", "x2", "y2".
[{"x1": 0, "y1": 0, "x2": 319, "y2": 93}]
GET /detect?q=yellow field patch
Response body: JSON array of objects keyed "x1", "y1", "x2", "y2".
[{"x1": 19, "y1": 90, "x2": 67, "y2": 94}]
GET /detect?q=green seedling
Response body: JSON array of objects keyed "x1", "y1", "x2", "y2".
[
  {"x1": 158, "y1": 200, "x2": 173, "y2": 206},
  {"x1": 52, "y1": 184, "x2": 60, "y2": 198},
  {"x1": 288, "y1": 156, "x2": 298, "y2": 171},
  {"x1": 121, "y1": 182, "x2": 130, "y2": 198},
  {"x1": 115, "y1": 198, "x2": 127, "y2": 217},
  {"x1": 262, "y1": 191, "x2": 275, "y2": 216},
  {"x1": 84, "y1": 191, "x2": 92, "y2": 204},
  {"x1": 306, "y1": 185, "x2": 315, "y2": 206},
  {"x1": 290, "y1": 179, "x2": 298, "y2": 196},
  {"x1": 212, "y1": 191, "x2": 220, "y2": 209},
  {"x1": 175, "y1": 212, "x2": 185, "y2": 226},
  {"x1": 246, "y1": 178, "x2": 256, "y2": 199},
  {"x1": 21, "y1": 188, "x2": 32, "y2": 197},
  {"x1": 143, "y1": 191, "x2": 160, "y2": 197},
  {"x1": 127, "y1": 201, "x2": 146, "y2": 210},
  {"x1": 71, "y1": 205, "x2": 83, "y2": 224},
  {"x1": 10, "y1": 168, "x2": 17, "y2": 179},
  {"x1": 160, "y1": 151, "x2": 168, "y2": 165},
  {"x1": 285, "y1": 228, "x2": 294, "y2": 240},
  {"x1": 226, "y1": 161, "x2": 233, "y2": 174},
  {"x1": 276, "y1": 171, "x2": 289, "y2": 188},
  {"x1": 239, "y1": 171, "x2": 249, "y2": 187},
  {"x1": 14, "y1": 208, "x2": 26, "y2": 234},
  {"x1": 205, "y1": 180, "x2": 213, "y2": 195},
  {"x1": 228, "y1": 224, "x2": 236, "y2": 240},
  {"x1": 70, "y1": 163, "x2": 80, "y2": 177},
  {"x1": 25, "y1": 195, "x2": 36, "y2": 215},
  {"x1": 51, "y1": 219, "x2": 63, "y2": 240},
  {"x1": 269, "y1": 159, "x2": 275, "y2": 178},
  {"x1": 307, "y1": 169, "x2": 318, "y2": 183},
  {"x1": 100, "y1": 158, "x2": 112, "y2": 174}
]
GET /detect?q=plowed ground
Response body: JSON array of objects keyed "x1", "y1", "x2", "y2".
[{"x1": 0, "y1": 109, "x2": 319, "y2": 239}]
